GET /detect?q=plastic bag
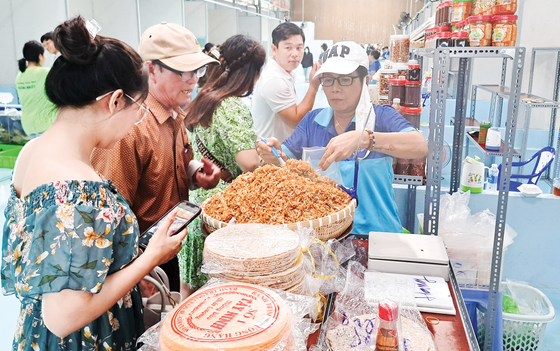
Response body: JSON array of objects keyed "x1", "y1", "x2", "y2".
[
  {"x1": 320, "y1": 261, "x2": 438, "y2": 351},
  {"x1": 201, "y1": 223, "x2": 353, "y2": 310},
  {"x1": 302, "y1": 146, "x2": 344, "y2": 184},
  {"x1": 437, "y1": 191, "x2": 517, "y2": 250},
  {"x1": 137, "y1": 278, "x2": 319, "y2": 351},
  {"x1": 503, "y1": 279, "x2": 547, "y2": 316}
]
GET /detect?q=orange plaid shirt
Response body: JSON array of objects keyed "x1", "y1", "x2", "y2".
[{"x1": 91, "y1": 93, "x2": 194, "y2": 232}]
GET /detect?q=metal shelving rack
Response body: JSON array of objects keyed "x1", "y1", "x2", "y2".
[
  {"x1": 393, "y1": 175, "x2": 423, "y2": 232},
  {"x1": 469, "y1": 48, "x2": 560, "y2": 177},
  {"x1": 414, "y1": 47, "x2": 526, "y2": 351}
]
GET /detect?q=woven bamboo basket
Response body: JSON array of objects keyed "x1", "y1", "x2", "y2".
[{"x1": 201, "y1": 199, "x2": 356, "y2": 241}]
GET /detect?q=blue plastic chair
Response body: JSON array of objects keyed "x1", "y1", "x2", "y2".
[{"x1": 497, "y1": 146, "x2": 555, "y2": 192}]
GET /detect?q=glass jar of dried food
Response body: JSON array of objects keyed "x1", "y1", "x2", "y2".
[
  {"x1": 474, "y1": 0, "x2": 495, "y2": 15},
  {"x1": 378, "y1": 69, "x2": 398, "y2": 98},
  {"x1": 493, "y1": 0, "x2": 517, "y2": 15},
  {"x1": 468, "y1": 15, "x2": 493, "y2": 47},
  {"x1": 401, "y1": 106, "x2": 422, "y2": 129},
  {"x1": 492, "y1": 15, "x2": 517, "y2": 46},
  {"x1": 404, "y1": 81, "x2": 422, "y2": 107},
  {"x1": 407, "y1": 63, "x2": 421, "y2": 82},
  {"x1": 452, "y1": 0, "x2": 474, "y2": 26},
  {"x1": 389, "y1": 35, "x2": 410, "y2": 63},
  {"x1": 393, "y1": 62, "x2": 409, "y2": 80},
  {"x1": 452, "y1": 31, "x2": 470, "y2": 47},
  {"x1": 389, "y1": 78, "x2": 406, "y2": 106}
]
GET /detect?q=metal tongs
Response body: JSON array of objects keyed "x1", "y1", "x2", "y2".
[{"x1": 337, "y1": 105, "x2": 374, "y2": 206}]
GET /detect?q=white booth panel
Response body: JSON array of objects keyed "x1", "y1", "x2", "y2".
[
  {"x1": 184, "y1": 1, "x2": 207, "y2": 43},
  {"x1": 208, "y1": 8, "x2": 236, "y2": 46},
  {"x1": 139, "y1": 0, "x2": 183, "y2": 34}
]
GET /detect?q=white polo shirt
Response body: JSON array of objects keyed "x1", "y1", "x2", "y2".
[{"x1": 252, "y1": 57, "x2": 298, "y2": 143}]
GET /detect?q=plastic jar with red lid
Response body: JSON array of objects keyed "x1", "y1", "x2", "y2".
[
  {"x1": 455, "y1": 20, "x2": 466, "y2": 32},
  {"x1": 492, "y1": 15, "x2": 517, "y2": 46},
  {"x1": 401, "y1": 106, "x2": 422, "y2": 129},
  {"x1": 438, "y1": 24, "x2": 453, "y2": 33},
  {"x1": 468, "y1": 15, "x2": 493, "y2": 46},
  {"x1": 404, "y1": 81, "x2": 422, "y2": 107},
  {"x1": 452, "y1": 31, "x2": 470, "y2": 47},
  {"x1": 389, "y1": 78, "x2": 407, "y2": 105},
  {"x1": 435, "y1": 3, "x2": 443, "y2": 26},
  {"x1": 441, "y1": 1, "x2": 453, "y2": 26},
  {"x1": 407, "y1": 64, "x2": 421, "y2": 82},
  {"x1": 474, "y1": 0, "x2": 495, "y2": 16},
  {"x1": 493, "y1": 0, "x2": 517, "y2": 15},
  {"x1": 452, "y1": 0, "x2": 474, "y2": 26},
  {"x1": 435, "y1": 32, "x2": 452, "y2": 48}
]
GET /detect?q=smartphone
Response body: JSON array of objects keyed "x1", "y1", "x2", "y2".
[{"x1": 138, "y1": 200, "x2": 201, "y2": 250}]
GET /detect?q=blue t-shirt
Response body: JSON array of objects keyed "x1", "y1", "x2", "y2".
[
  {"x1": 283, "y1": 104, "x2": 415, "y2": 234},
  {"x1": 369, "y1": 60, "x2": 381, "y2": 73}
]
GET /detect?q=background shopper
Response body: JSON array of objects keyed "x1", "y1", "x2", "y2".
[
  {"x1": 15, "y1": 40, "x2": 57, "y2": 138},
  {"x1": 178, "y1": 35, "x2": 266, "y2": 296}
]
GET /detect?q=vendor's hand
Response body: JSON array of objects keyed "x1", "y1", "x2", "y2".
[
  {"x1": 309, "y1": 62, "x2": 321, "y2": 90},
  {"x1": 256, "y1": 138, "x2": 287, "y2": 166},
  {"x1": 196, "y1": 157, "x2": 221, "y2": 189},
  {"x1": 143, "y1": 208, "x2": 188, "y2": 266},
  {"x1": 318, "y1": 130, "x2": 367, "y2": 171}
]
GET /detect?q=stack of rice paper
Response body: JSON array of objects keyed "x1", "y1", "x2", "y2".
[
  {"x1": 203, "y1": 224, "x2": 305, "y2": 294},
  {"x1": 160, "y1": 282, "x2": 294, "y2": 351}
]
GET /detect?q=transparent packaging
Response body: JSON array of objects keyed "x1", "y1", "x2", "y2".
[
  {"x1": 378, "y1": 69, "x2": 398, "y2": 97},
  {"x1": 452, "y1": 31, "x2": 470, "y2": 47},
  {"x1": 435, "y1": 32, "x2": 452, "y2": 48},
  {"x1": 138, "y1": 280, "x2": 320, "y2": 351},
  {"x1": 493, "y1": 0, "x2": 517, "y2": 15},
  {"x1": 439, "y1": 1, "x2": 453, "y2": 26},
  {"x1": 322, "y1": 261, "x2": 437, "y2": 351},
  {"x1": 407, "y1": 63, "x2": 421, "y2": 82},
  {"x1": 404, "y1": 81, "x2": 422, "y2": 107},
  {"x1": 492, "y1": 15, "x2": 518, "y2": 46},
  {"x1": 452, "y1": 0, "x2": 474, "y2": 26},
  {"x1": 474, "y1": 0, "x2": 496, "y2": 15},
  {"x1": 468, "y1": 15, "x2": 493, "y2": 46},
  {"x1": 389, "y1": 35, "x2": 410, "y2": 63},
  {"x1": 388, "y1": 78, "x2": 406, "y2": 106},
  {"x1": 401, "y1": 106, "x2": 422, "y2": 129}
]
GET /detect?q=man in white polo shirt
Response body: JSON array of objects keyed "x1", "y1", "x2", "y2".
[{"x1": 252, "y1": 22, "x2": 320, "y2": 143}]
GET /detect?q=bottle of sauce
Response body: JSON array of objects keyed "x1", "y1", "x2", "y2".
[{"x1": 374, "y1": 300, "x2": 399, "y2": 351}]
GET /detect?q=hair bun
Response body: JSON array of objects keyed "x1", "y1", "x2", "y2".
[{"x1": 54, "y1": 16, "x2": 101, "y2": 65}]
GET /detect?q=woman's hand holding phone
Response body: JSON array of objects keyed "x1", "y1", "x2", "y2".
[{"x1": 142, "y1": 208, "x2": 188, "y2": 266}]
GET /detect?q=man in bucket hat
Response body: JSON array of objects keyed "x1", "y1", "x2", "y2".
[
  {"x1": 258, "y1": 41, "x2": 427, "y2": 234},
  {"x1": 92, "y1": 22, "x2": 221, "y2": 293}
]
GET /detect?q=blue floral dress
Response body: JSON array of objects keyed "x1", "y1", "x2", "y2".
[{"x1": 1, "y1": 180, "x2": 144, "y2": 351}]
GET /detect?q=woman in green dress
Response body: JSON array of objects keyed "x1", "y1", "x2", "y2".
[
  {"x1": 178, "y1": 35, "x2": 266, "y2": 297},
  {"x1": 1, "y1": 17, "x2": 187, "y2": 350}
]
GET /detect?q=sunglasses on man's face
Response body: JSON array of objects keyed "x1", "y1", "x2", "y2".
[{"x1": 154, "y1": 61, "x2": 207, "y2": 82}]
